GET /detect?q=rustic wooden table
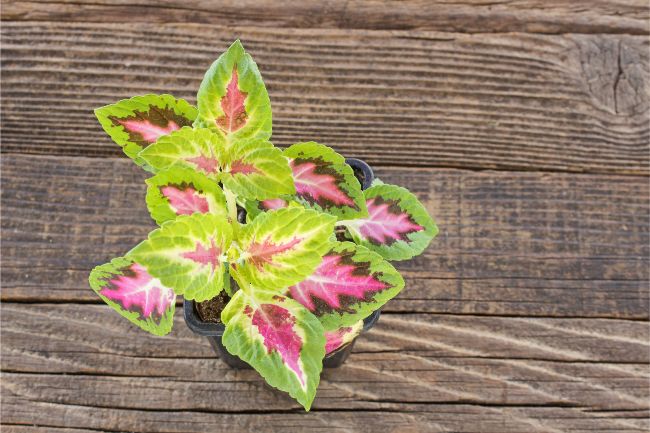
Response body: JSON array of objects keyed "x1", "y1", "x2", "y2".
[{"x1": 2, "y1": 2, "x2": 649, "y2": 432}]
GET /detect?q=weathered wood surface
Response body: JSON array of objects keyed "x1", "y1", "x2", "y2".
[
  {"x1": 2, "y1": 3, "x2": 649, "y2": 432},
  {"x1": 2, "y1": 304, "x2": 649, "y2": 432},
  {"x1": 1, "y1": 22, "x2": 649, "y2": 174},
  {"x1": 2, "y1": 155, "x2": 648, "y2": 318},
  {"x1": 2, "y1": 0, "x2": 649, "y2": 34}
]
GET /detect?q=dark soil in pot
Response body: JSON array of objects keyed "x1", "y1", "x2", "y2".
[{"x1": 196, "y1": 290, "x2": 229, "y2": 324}]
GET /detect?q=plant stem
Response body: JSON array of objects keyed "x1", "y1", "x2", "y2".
[
  {"x1": 224, "y1": 187, "x2": 238, "y2": 223},
  {"x1": 223, "y1": 267, "x2": 234, "y2": 297}
]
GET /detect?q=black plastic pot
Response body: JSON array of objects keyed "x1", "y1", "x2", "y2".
[
  {"x1": 184, "y1": 299, "x2": 381, "y2": 368},
  {"x1": 183, "y1": 157, "x2": 378, "y2": 369}
]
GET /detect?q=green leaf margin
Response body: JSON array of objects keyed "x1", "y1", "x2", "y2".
[
  {"x1": 145, "y1": 166, "x2": 228, "y2": 225},
  {"x1": 284, "y1": 142, "x2": 368, "y2": 220},
  {"x1": 221, "y1": 289, "x2": 325, "y2": 411},
  {"x1": 89, "y1": 256, "x2": 175, "y2": 336},
  {"x1": 344, "y1": 183, "x2": 438, "y2": 261},
  {"x1": 95, "y1": 94, "x2": 197, "y2": 170}
]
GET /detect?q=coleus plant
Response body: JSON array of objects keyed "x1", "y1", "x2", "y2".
[{"x1": 89, "y1": 40, "x2": 437, "y2": 410}]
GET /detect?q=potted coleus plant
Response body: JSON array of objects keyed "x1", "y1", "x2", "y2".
[{"x1": 89, "y1": 40, "x2": 437, "y2": 410}]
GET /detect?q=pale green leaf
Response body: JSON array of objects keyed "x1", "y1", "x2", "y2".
[
  {"x1": 229, "y1": 208, "x2": 336, "y2": 291},
  {"x1": 128, "y1": 213, "x2": 233, "y2": 301},
  {"x1": 221, "y1": 139, "x2": 295, "y2": 200},
  {"x1": 138, "y1": 127, "x2": 226, "y2": 180}
]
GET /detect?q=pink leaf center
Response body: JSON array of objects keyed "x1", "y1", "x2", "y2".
[
  {"x1": 161, "y1": 185, "x2": 210, "y2": 216},
  {"x1": 181, "y1": 239, "x2": 221, "y2": 272},
  {"x1": 247, "y1": 237, "x2": 302, "y2": 270},
  {"x1": 186, "y1": 155, "x2": 220, "y2": 175},
  {"x1": 260, "y1": 198, "x2": 288, "y2": 210},
  {"x1": 290, "y1": 160, "x2": 354, "y2": 207},
  {"x1": 230, "y1": 159, "x2": 260, "y2": 175},
  {"x1": 216, "y1": 68, "x2": 248, "y2": 133},
  {"x1": 252, "y1": 303, "x2": 305, "y2": 385},
  {"x1": 100, "y1": 264, "x2": 175, "y2": 320},
  {"x1": 119, "y1": 119, "x2": 180, "y2": 143},
  {"x1": 358, "y1": 198, "x2": 423, "y2": 244},
  {"x1": 289, "y1": 254, "x2": 386, "y2": 313},
  {"x1": 325, "y1": 326, "x2": 353, "y2": 354}
]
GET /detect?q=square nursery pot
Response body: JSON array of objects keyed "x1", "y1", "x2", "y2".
[{"x1": 184, "y1": 158, "x2": 379, "y2": 369}]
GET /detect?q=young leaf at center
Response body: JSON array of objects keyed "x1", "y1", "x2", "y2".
[
  {"x1": 221, "y1": 289, "x2": 325, "y2": 411},
  {"x1": 89, "y1": 256, "x2": 176, "y2": 336},
  {"x1": 128, "y1": 213, "x2": 232, "y2": 301},
  {"x1": 287, "y1": 241, "x2": 404, "y2": 330},
  {"x1": 196, "y1": 40, "x2": 272, "y2": 142},
  {"x1": 229, "y1": 208, "x2": 336, "y2": 291},
  {"x1": 220, "y1": 139, "x2": 295, "y2": 200}
]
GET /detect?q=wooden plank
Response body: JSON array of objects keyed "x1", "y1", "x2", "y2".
[
  {"x1": 2, "y1": 0, "x2": 649, "y2": 35},
  {"x1": 1, "y1": 22, "x2": 648, "y2": 174},
  {"x1": 2, "y1": 154, "x2": 648, "y2": 318},
  {"x1": 4, "y1": 399, "x2": 648, "y2": 433},
  {"x1": 2, "y1": 304, "x2": 648, "y2": 432}
]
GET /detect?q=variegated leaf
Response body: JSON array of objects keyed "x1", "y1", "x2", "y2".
[
  {"x1": 229, "y1": 208, "x2": 336, "y2": 291},
  {"x1": 221, "y1": 139, "x2": 295, "y2": 200},
  {"x1": 196, "y1": 40, "x2": 271, "y2": 142},
  {"x1": 243, "y1": 196, "x2": 301, "y2": 222},
  {"x1": 95, "y1": 94, "x2": 197, "y2": 170},
  {"x1": 221, "y1": 289, "x2": 325, "y2": 410},
  {"x1": 89, "y1": 256, "x2": 176, "y2": 336},
  {"x1": 287, "y1": 242, "x2": 403, "y2": 330},
  {"x1": 145, "y1": 166, "x2": 228, "y2": 225},
  {"x1": 128, "y1": 214, "x2": 232, "y2": 301},
  {"x1": 138, "y1": 127, "x2": 225, "y2": 180},
  {"x1": 325, "y1": 320, "x2": 363, "y2": 354},
  {"x1": 342, "y1": 184, "x2": 437, "y2": 260},
  {"x1": 284, "y1": 142, "x2": 367, "y2": 220}
]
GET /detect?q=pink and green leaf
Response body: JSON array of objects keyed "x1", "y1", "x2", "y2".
[
  {"x1": 284, "y1": 142, "x2": 367, "y2": 220},
  {"x1": 145, "y1": 166, "x2": 228, "y2": 225},
  {"x1": 221, "y1": 289, "x2": 325, "y2": 410},
  {"x1": 287, "y1": 242, "x2": 403, "y2": 330},
  {"x1": 243, "y1": 196, "x2": 302, "y2": 222},
  {"x1": 325, "y1": 320, "x2": 363, "y2": 354},
  {"x1": 342, "y1": 184, "x2": 438, "y2": 261},
  {"x1": 196, "y1": 40, "x2": 271, "y2": 142},
  {"x1": 128, "y1": 214, "x2": 233, "y2": 301},
  {"x1": 229, "y1": 208, "x2": 336, "y2": 291},
  {"x1": 138, "y1": 127, "x2": 226, "y2": 180},
  {"x1": 89, "y1": 256, "x2": 176, "y2": 336},
  {"x1": 95, "y1": 94, "x2": 197, "y2": 170},
  {"x1": 221, "y1": 139, "x2": 295, "y2": 200}
]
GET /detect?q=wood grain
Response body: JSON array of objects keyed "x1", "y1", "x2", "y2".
[
  {"x1": 4, "y1": 400, "x2": 647, "y2": 433},
  {"x1": 1, "y1": 22, "x2": 649, "y2": 174},
  {"x1": 1, "y1": 304, "x2": 648, "y2": 432},
  {"x1": 2, "y1": 0, "x2": 649, "y2": 35},
  {"x1": 2, "y1": 4, "x2": 649, "y2": 431},
  {"x1": 2, "y1": 154, "x2": 648, "y2": 318}
]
